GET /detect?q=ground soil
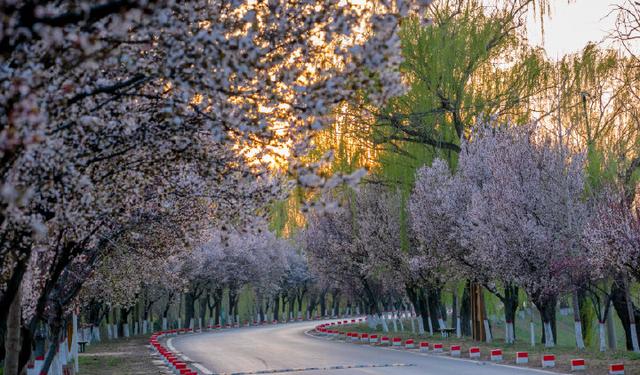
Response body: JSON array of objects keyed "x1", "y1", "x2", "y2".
[{"x1": 78, "y1": 335, "x2": 170, "y2": 375}]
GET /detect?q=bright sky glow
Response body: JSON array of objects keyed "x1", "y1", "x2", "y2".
[{"x1": 526, "y1": 1, "x2": 624, "y2": 59}]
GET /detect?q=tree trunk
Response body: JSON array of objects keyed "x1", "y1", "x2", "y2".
[
  {"x1": 185, "y1": 292, "x2": 195, "y2": 329},
  {"x1": 572, "y1": 289, "x2": 585, "y2": 349},
  {"x1": 533, "y1": 294, "x2": 557, "y2": 347},
  {"x1": 452, "y1": 291, "x2": 459, "y2": 337},
  {"x1": 320, "y1": 292, "x2": 327, "y2": 317},
  {"x1": 273, "y1": 294, "x2": 281, "y2": 321},
  {"x1": 214, "y1": 291, "x2": 222, "y2": 325},
  {"x1": 297, "y1": 294, "x2": 304, "y2": 318},
  {"x1": 503, "y1": 284, "x2": 519, "y2": 344},
  {"x1": 612, "y1": 278, "x2": 640, "y2": 351},
  {"x1": 418, "y1": 289, "x2": 433, "y2": 335},
  {"x1": 4, "y1": 288, "x2": 21, "y2": 375},
  {"x1": 331, "y1": 291, "x2": 340, "y2": 317},
  {"x1": 460, "y1": 281, "x2": 471, "y2": 336},
  {"x1": 199, "y1": 297, "x2": 207, "y2": 330},
  {"x1": 606, "y1": 303, "x2": 617, "y2": 350},
  {"x1": 623, "y1": 277, "x2": 640, "y2": 352}
]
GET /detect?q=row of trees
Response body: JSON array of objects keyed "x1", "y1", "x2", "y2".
[{"x1": 300, "y1": 123, "x2": 640, "y2": 352}]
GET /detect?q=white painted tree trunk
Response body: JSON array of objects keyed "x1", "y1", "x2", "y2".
[
  {"x1": 456, "y1": 316, "x2": 461, "y2": 338},
  {"x1": 437, "y1": 318, "x2": 445, "y2": 330},
  {"x1": 107, "y1": 324, "x2": 113, "y2": 340},
  {"x1": 607, "y1": 308, "x2": 617, "y2": 350},
  {"x1": 399, "y1": 318, "x2": 405, "y2": 332},
  {"x1": 91, "y1": 326, "x2": 101, "y2": 342},
  {"x1": 631, "y1": 323, "x2": 640, "y2": 352},
  {"x1": 417, "y1": 315, "x2": 425, "y2": 335},
  {"x1": 623, "y1": 277, "x2": 640, "y2": 352},
  {"x1": 410, "y1": 317, "x2": 416, "y2": 333},
  {"x1": 544, "y1": 322, "x2": 555, "y2": 347},
  {"x1": 483, "y1": 319, "x2": 492, "y2": 343},
  {"x1": 381, "y1": 317, "x2": 389, "y2": 333},
  {"x1": 112, "y1": 324, "x2": 118, "y2": 339},
  {"x1": 427, "y1": 316, "x2": 433, "y2": 335},
  {"x1": 392, "y1": 318, "x2": 398, "y2": 332},
  {"x1": 83, "y1": 328, "x2": 91, "y2": 344},
  {"x1": 367, "y1": 315, "x2": 376, "y2": 329},
  {"x1": 572, "y1": 290, "x2": 585, "y2": 349},
  {"x1": 123, "y1": 323, "x2": 130, "y2": 338},
  {"x1": 134, "y1": 322, "x2": 139, "y2": 336},
  {"x1": 72, "y1": 314, "x2": 79, "y2": 373},
  {"x1": 178, "y1": 318, "x2": 182, "y2": 328},
  {"x1": 599, "y1": 322, "x2": 607, "y2": 352},
  {"x1": 236, "y1": 315, "x2": 240, "y2": 326},
  {"x1": 530, "y1": 321, "x2": 535, "y2": 347},
  {"x1": 356, "y1": 306, "x2": 360, "y2": 315},
  {"x1": 505, "y1": 322, "x2": 514, "y2": 344},
  {"x1": 162, "y1": 317, "x2": 168, "y2": 330},
  {"x1": 574, "y1": 321, "x2": 585, "y2": 349},
  {"x1": 143, "y1": 320, "x2": 148, "y2": 334}
]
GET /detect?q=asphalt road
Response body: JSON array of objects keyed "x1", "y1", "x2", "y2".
[{"x1": 168, "y1": 320, "x2": 564, "y2": 375}]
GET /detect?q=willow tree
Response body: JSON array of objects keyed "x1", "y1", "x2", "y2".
[{"x1": 375, "y1": 0, "x2": 548, "y2": 159}]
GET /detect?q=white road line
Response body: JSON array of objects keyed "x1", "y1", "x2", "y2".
[{"x1": 303, "y1": 329, "x2": 568, "y2": 375}]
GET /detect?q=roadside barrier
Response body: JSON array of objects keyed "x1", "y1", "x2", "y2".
[
  {"x1": 609, "y1": 363, "x2": 624, "y2": 374},
  {"x1": 570, "y1": 358, "x2": 586, "y2": 371},
  {"x1": 405, "y1": 339, "x2": 415, "y2": 349},
  {"x1": 541, "y1": 354, "x2": 555, "y2": 368},
  {"x1": 515, "y1": 351, "x2": 528, "y2": 364},
  {"x1": 469, "y1": 347, "x2": 480, "y2": 358},
  {"x1": 149, "y1": 331, "x2": 197, "y2": 375},
  {"x1": 490, "y1": 349, "x2": 503, "y2": 362},
  {"x1": 320, "y1": 318, "x2": 605, "y2": 374}
]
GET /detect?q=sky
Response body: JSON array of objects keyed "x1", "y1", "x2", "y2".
[{"x1": 525, "y1": 0, "x2": 625, "y2": 59}]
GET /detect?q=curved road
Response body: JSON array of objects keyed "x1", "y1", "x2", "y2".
[{"x1": 169, "y1": 320, "x2": 563, "y2": 375}]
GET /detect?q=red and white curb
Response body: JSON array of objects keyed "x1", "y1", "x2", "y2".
[
  {"x1": 449, "y1": 345, "x2": 461, "y2": 357},
  {"x1": 516, "y1": 351, "x2": 528, "y2": 364},
  {"x1": 541, "y1": 354, "x2": 555, "y2": 368},
  {"x1": 469, "y1": 347, "x2": 480, "y2": 359},
  {"x1": 609, "y1": 363, "x2": 624, "y2": 374},
  {"x1": 310, "y1": 319, "x2": 569, "y2": 375},
  {"x1": 570, "y1": 358, "x2": 585, "y2": 371}
]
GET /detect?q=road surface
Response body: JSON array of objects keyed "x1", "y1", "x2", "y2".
[{"x1": 169, "y1": 320, "x2": 563, "y2": 375}]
